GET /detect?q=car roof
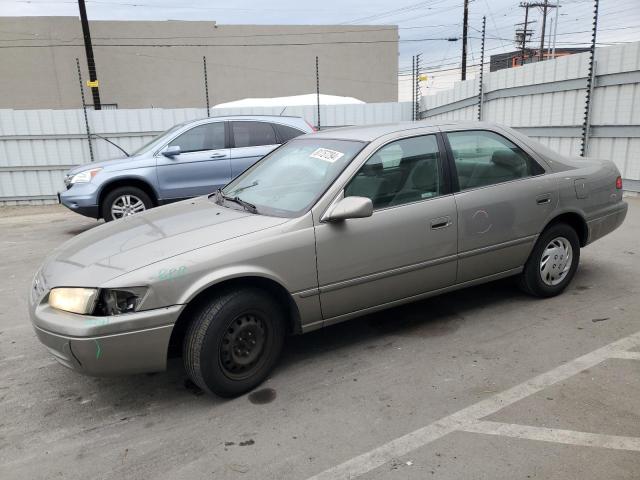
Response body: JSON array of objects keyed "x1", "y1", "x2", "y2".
[
  {"x1": 306, "y1": 120, "x2": 502, "y2": 142},
  {"x1": 187, "y1": 115, "x2": 307, "y2": 125}
]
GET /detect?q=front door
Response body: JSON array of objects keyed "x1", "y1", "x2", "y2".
[
  {"x1": 445, "y1": 129, "x2": 557, "y2": 282},
  {"x1": 314, "y1": 134, "x2": 458, "y2": 321},
  {"x1": 229, "y1": 121, "x2": 279, "y2": 178},
  {"x1": 156, "y1": 121, "x2": 230, "y2": 199}
]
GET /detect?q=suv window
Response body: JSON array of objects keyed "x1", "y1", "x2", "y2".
[
  {"x1": 168, "y1": 122, "x2": 225, "y2": 153},
  {"x1": 232, "y1": 121, "x2": 277, "y2": 148},
  {"x1": 447, "y1": 130, "x2": 543, "y2": 190},
  {"x1": 274, "y1": 123, "x2": 305, "y2": 143},
  {"x1": 345, "y1": 135, "x2": 443, "y2": 209}
]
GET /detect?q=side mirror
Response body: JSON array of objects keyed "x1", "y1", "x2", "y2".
[
  {"x1": 162, "y1": 145, "x2": 181, "y2": 158},
  {"x1": 324, "y1": 196, "x2": 373, "y2": 222}
]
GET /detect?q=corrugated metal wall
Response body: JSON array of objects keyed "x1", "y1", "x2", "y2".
[
  {"x1": 423, "y1": 42, "x2": 640, "y2": 191},
  {"x1": 0, "y1": 102, "x2": 412, "y2": 204}
]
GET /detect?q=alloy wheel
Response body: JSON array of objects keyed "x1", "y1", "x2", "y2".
[{"x1": 110, "y1": 194, "x2": 146, "y2": 219}]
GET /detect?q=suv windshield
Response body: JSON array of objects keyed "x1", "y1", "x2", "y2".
[
  {"x1": 131, "y1": 124, "x2": 186, "y2": 156},
  {"x1": 221, "y1": 138, "x2": 365, "y2": 217}
]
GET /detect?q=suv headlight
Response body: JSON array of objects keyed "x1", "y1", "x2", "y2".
[
  {"x1": 48, "y1": 287, "x2": 148, "y2": 316},
  {"x1": 69, "y1": 167, "x2": 102, "y2": 184},
  {"x1": 49, "y1": 287, "x2": 99, "y2": 314}
]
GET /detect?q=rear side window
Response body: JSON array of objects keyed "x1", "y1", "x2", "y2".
[
  {"x1": 447, "y1": 130, "x2": 544, "y2": 190},
  {"x1": 232, "y1": 121, "x2": 277, "y2": 148},
  {"x1": 168, "y1": 122, "x2": 225, "y2": 153},
  {"x1": 274, "y1": 123, "x2": 305, "y2": 143}
]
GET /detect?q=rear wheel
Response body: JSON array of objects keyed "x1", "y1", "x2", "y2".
[
  {"x1": 102, "y1": 186, "x2": 152, "y2": 222},
  {"x1": 183, "y1": 288, "x2": 285, "y2": 397},
  {"x1": 518, "y1": 223, "x2": 580, "y2": 297}
]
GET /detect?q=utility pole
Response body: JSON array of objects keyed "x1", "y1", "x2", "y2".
[
  {"x1": 76, "y1": 58, "x2": 94, "y2": 162},
  {"x1": 539, "y1": 0, "x2": 548, "y2": 61},
  {"x1": 478, "y1": 16, "x2": 486, "y2": 121},
  {"x1": 581, "y1": 0, "x2": 599, "y2": 157},
  {"x1": 78, "y1": 0, "x2": 101, "y2": 110},
  {"x1": 520, "y1": 3, "x2": 530, "y2": 66},
  {"x1": 461, "y1": 0, "x2": 469, "y2": 80}
]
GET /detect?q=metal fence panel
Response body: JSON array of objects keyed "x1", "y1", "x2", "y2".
[
  {"x1": 0, "y1": 102, "x2": 413, "y2": 204},
  {"x1": 421, "y1": 42, "x2": 640, "y2": 191}
]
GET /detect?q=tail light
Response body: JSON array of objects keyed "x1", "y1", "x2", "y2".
[
  {"x1": 305, "y1": 119, "x2": 318, "y2": 132},
  {"x1": 616, "y1": 176, "x2": 623, "y2": 189}
]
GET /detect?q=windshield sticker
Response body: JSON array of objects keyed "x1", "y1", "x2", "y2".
[{"x1": 310, "y1": 148, "x2": 344, "y2": 163}]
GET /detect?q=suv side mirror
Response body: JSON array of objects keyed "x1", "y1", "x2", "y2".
[
  {"x1": 324, "y1": 196, "x2": 373, "y2": 222},
  {"x1": 162, "y1": 145, "x2": 181, "y2": 158}
]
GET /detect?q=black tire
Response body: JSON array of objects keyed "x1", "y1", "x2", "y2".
[
  {"x1": 518, "y1": 223, "x2": 580, "y2": 297},
  {"x1": 102, "y1": 186, "x2": 153, "y2": 222},
  {"x1": 183, "y1": 288, "x2": 286, "y2": 398}
]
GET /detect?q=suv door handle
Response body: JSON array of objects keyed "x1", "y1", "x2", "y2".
[
  {"x1": 430, "y1": 216, "x2": 451, "y2": 229},
  {"x1": 536, "y1": 193, "x2": 552, "y2": 205},
  {"x1": 210, "y1": 152, "x2": 227, "y2": 159}
]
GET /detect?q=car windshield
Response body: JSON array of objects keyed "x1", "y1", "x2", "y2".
[
  {"x1": 131, "y1": 124, "x2": 186, "y2": 156},
  {"x1": 221, "y1": 138, "x2": 365, "y2": 217}
]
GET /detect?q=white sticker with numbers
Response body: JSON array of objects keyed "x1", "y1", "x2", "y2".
[{"x1": 309, "y1": 148, "x2": 345, "y2": 163}]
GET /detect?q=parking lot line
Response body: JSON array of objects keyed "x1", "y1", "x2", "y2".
[
  {"x1": 461, "y1": 420, "x2": 640, "y2": 452},
  {"x1": 306, "y1": 330, "x2": 640, "y2": 480},
  {"x1": 608, "y1": 351, "x2": 640, "y2": 361}
]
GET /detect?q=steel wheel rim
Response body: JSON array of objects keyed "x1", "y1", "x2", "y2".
[
  {"x1": 219, "y1": 313, "x2": 268, "y2": 380},
  {"x1": 540, "y1": 236, "x2": 573, "y2": 286},
  {"x1": 111, "y1": 194, "x2": 146, "y2": 219}
]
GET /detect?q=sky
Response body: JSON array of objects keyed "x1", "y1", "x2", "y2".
[{"x1": 1, "y1": 0, "x2": 639, "y2": 101}]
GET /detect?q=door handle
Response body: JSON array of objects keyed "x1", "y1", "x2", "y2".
[
  {"x1": 210, "y1": 152, "x2": 227, "y2": 159},
  {"x1": 430, "y1": 216, "x2": 451, "y2": 230},
  {"x1": 536, "y1": 193, "x2": 552, "y2": 205}
]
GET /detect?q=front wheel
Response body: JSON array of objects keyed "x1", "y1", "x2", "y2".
[
  {"x1": 102, "y1": 186, "x2": 153, "y2": 222},
  {"x1": 183, "y1": 288, "x2": 286, "y2": 397},
  {"x1": 518, "y1": 223, "x2": 580, "y2": 297}
]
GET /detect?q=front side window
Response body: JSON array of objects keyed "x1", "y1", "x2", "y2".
[
  {"x1": 447, "y1": 130, "x2": 543, "y2": 190},
  {"x1": 345, "y1": 135, "x2": 443, "y2": 209},
  {"x1": 222, "y1": 138, "x2": 365, "y2": 217},
  {"x1": 232, "y1": 121, "x2": 277, "y2": 148},
  {"x1": 168, "y1": 122, "x2": 225, "y2": 153}
]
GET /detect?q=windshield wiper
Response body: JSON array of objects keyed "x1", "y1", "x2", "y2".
[
  {"x1": 214, "y1": 189, "x2": 258, "y2": 214},
  {"x1": 230, "y1": 180, "x2": 259, "y2": 195}
]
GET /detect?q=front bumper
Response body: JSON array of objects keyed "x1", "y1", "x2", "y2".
[
  {"x1": 58, "y1": 183, "x2": 101, "y2": 219},
  {"x1": 30, "y1": 303, "x2": 183, "y2": 376}
]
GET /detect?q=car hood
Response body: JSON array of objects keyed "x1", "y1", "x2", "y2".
[
  {"x1": 39, "y1": 196, "x2": 289, "y2": 288},
  {"x1": 66, "y1": 155, "x2": 141, "y2": 175}
]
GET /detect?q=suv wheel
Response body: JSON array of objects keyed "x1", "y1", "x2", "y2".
[
  {"x1": 102, "y1": 186, "x2": 152, "y2": 222},
  {"x1": 518, "y1": 223, "x2": 580, "y2": 297},
  {"x1": 183, "y1": 288, "x2": 286, "y2": 397}
]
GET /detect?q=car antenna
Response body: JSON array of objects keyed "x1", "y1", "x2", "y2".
[
  {"x1": 278, "y1": 106, "x2": 287, "y2": 116},
  {"x1": 90, "y1": 133, "x2": 130, "y2": 157}
]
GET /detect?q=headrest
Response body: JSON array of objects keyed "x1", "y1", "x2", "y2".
[
  {"x1": 491, "y1": 149, "x2": 521, "y2": 169},
  {"x1": 412, "y1": 160, "x2": 437, "y2": 188}
]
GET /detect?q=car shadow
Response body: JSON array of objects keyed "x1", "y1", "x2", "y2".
[
  {"x1": 65, "y1": 266, "x2": 600, "y2": 407},
  {"x1": 65, "y1": 221, "x2": 102, "y2": 236}
]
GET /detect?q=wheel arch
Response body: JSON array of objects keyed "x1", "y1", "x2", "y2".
[
  {"x1": 167, "y1": 275, "x2": 302, "y2": 359},
  {"x1": 97, "y1": 177, "x2": 159, "y2": 216},
  {"x1": 542, "y1": 210, "x2": 589, "y2": 247}
]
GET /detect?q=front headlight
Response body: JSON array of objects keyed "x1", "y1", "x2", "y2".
[
  {"x1": 94, "y1": 287, "x2": 149, "y2": 316},
  {"x1": 48, "y1": 287, "x2": 99, "y2": 314},
  {"x1": 48, "y1": 287, "x2": 148, "y2": 316},
  {"x1": 69, "y1": 167, "x2": 102, "y2": 184}
]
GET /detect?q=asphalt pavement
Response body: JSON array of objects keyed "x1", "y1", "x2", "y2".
[{"x1": 1, "y1": 200, "x2": 639, "y2": 479}]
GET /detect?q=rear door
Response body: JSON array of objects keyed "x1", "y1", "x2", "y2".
[
  {"x1": 445, "y1": 128, "x2": 557, "y2": 282},
  {"x1": 156, "y1": 121, "x2": 230, "y2": 199},
  {"x1": 229, "y1": 121, "x2": 280, "y2": 178}
]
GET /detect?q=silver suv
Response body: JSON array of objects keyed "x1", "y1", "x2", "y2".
[{"x1": 59, "y1": 115, "x2": 313, "y2": 221}]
